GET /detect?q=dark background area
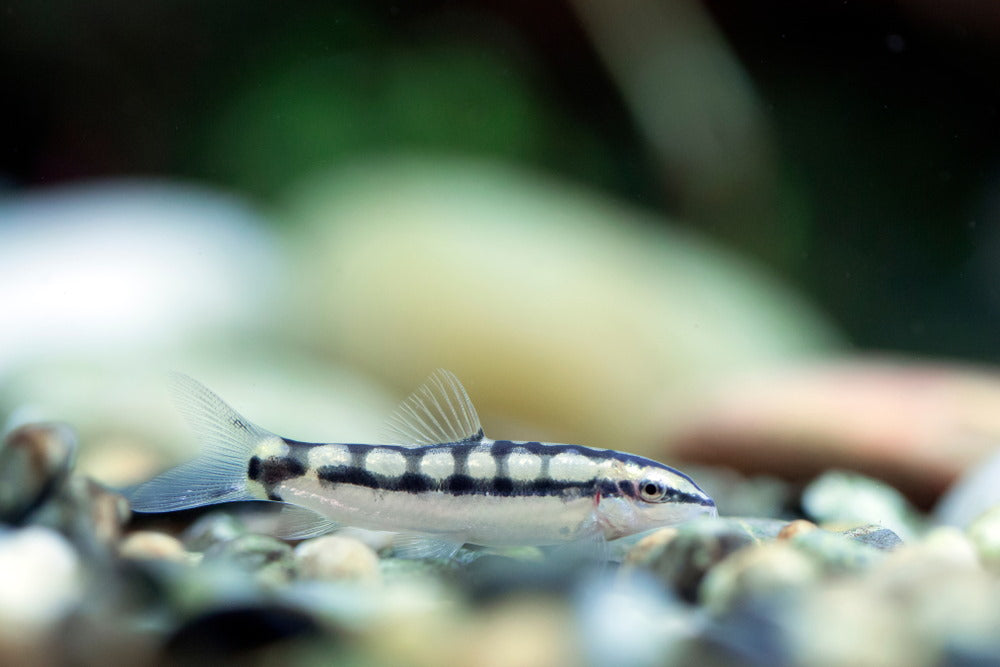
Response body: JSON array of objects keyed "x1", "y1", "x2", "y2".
[{"x1": 3, "y1": 0, "x2": 999, "y2": 361}]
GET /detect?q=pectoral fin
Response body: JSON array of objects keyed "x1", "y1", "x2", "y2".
[
  {"x1": 272, "y1": 503, "x2": 340, "y2": 540},
  {"x1": 392, "y1": 533, "x2": 464, "y2": 560}
]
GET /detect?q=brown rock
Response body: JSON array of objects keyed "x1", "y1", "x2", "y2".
[
  {"x1": 777, "y1": 519, "x2": 818, "y2": 541},
  {"x1": 668, "y1": 359, "x2": 1000, "y2": 508}
]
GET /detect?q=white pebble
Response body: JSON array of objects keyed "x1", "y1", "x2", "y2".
[
  {"x1": 0, "y1": 527, "x2": 83, "y2": 639},
  {"x1": 119, "y1": 531, "x2": 190, "y2": 563},
  {"x1": 295, "y1": 535, "x2": 380, "y2": 583}
]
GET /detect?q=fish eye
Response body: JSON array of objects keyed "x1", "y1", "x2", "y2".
[{"x1": 639, "y1": 479, "x2": 667, "y2": 502}]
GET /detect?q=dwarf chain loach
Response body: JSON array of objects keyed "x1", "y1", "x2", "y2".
[{"x1": 127, "y1": 370, "x2": 716, "y2": 560}]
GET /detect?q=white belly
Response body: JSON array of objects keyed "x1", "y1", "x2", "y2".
[{"x1": 275, "y1": 476, "x2": 597, "y2": 547}]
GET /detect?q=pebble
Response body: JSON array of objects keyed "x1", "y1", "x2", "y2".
[
  {"x1": 119, "y1": 531, "x2": 190, "y2": 564},
  {"x1": 624, "y1": 527, "x2": 679, "y2": 566},
  {"x1": 699, "y1": 541, "x2": 821, "y2": 615},
  {"x1": 31, "y1": 475, "x2": 132, "y2": 556},
  {"x1": 203, "y1": 533, "x2": 296, "y2": 587},
  {"x1": 840, "y1": 523, "x2": 904, "y2": 550},
  {"x1": 668, "y1": 361, "x2": 1000, "y2": 509},
  {"x1": 936, "y1": 450, "x2": 1000, "y2": 528},
  {"x1": 578, "y1": 572, "x2": 696, "y2": 667},
  {"x1": 0, "y1": 527, "x2": 83, "y2": 649},
  {"x1": 776, "y1": 519, "x2": 817, "y2": 540},
  {"x1": 0, "y1": 423, "x2": 77, "y2": 525},
  {"x1": 625, "y1": 518, "x2": 764, "y2": 602},
  {"x1": 451, "y1": 597, "x2": 582, "y2": 667},
  {"x1": 181, "y1": 511, "x2": 247, "y2": 553},
  {"x1": 788, "y1": 528, "x2": 886, "y2": 574},
  {"x1": 967, "y1": 505, "x2": 1000, "y2": 572},
  {"x1": 783, "y1": 581, "x2": 926, "y2": 667},
  {"x1": 285, "y1": 157, "x2": 835, "y2": 457},
  {"x1": 294, "y1": 535, "x2": 380, "y2": 584},
  {"x1": 802, "y1": 470, "x2": 921, "y2": 541}
]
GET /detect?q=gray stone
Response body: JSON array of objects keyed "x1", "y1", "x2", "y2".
[
  {"x1": 802, "y1": 470, "x2": 921, "y2": 541},
  {"x1": 181, "y1": 512, "x2": 247, "y2": 553},
  {"x1": 699, "y1": 541, "x2": 822, "y2": 615},
  {"x1": 203, "y1": 533, "x2": 295, "y2": 587},
  {"x1": 788, "y1": 528, "x2": 886, "y2": 574},
  {"x1": 840, "y1": 523, "x2": 904, "y2": 551}
]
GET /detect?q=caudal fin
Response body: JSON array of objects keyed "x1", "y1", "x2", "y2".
[{"x1": 126, "y1": 374, "x2": 266, "y2": 512}]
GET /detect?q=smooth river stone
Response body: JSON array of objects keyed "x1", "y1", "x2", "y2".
[{"x1": 669, "y1": 359, "x2": 1000, "y2": 508}]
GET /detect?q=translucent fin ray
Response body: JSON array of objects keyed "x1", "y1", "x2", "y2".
[
  {"x1": 126, "y1": 374, "x2": 266, "y2": 512},
  {"x1": 393, "y1": 533, "x2": 464, "y2": 560},
  {"x1": 272, "y1": 504, "x2": 340, "y2": 540},
  {"x1": 383, "y1": 369, "x2": 484, "y2": 446}
]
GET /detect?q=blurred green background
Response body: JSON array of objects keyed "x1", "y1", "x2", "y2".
[
  {"x1": 4, "y1": 0, "x2": 1000, "y2": 489},
  {"x1": 4, "y1": 0, "x2": 999, "y2": 359}
]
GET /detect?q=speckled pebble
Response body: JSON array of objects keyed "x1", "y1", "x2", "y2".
[
  {"x1": 623, "y1": 527, "x2": 678, "y2": 566},
  {"x1": 0, "y1": 423, "x2": 77, "y2": 524},
  {"x1": 839, "y1": 523, "x2": 904, "y2": 551},
  {"x1": 119, "y1": 531, "x2": 190, "y2": 563},
  {"x1": 625, "y1": 518, "x2": 761, "y2": 602},
  {"x1": 699, "y1": 541, "x2": 822, "y2": 615},
  {"x1": 29, "y1": 475, "x2": 132, "y2": 558},
  {"x1": 295, "y1": 535, "x2": 380, "y2": 583}
]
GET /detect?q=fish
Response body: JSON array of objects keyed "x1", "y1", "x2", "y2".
[{"x1": 127, "y1": 370, "x2": 716, "y2": 559}]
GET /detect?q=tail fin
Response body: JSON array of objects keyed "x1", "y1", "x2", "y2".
[{"x1": 127, "y1": 374, "x2": 267, "y2": 512}]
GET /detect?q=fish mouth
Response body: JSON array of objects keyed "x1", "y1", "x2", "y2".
[{"x1": 691, "y1": 494, "x2": 718, "y2": 518}]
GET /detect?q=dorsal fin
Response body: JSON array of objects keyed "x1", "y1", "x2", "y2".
[{"x1": 384, "y1": 369, "x2": 484, "y2": 446}]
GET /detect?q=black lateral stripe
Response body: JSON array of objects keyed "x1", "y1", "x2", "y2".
[
  {"x1": 491, "y1": 476, "x2": 515, "y2": 495},
  {"x1": 315, "y1": 463, "x2": 606, "y2": 498},
  {"x1": 397, "y1": 471, "x2": 433, "y2": 493},
  {"x1": 318, "y1": 464, "x2": 380, "y2": 489},
  {"x1": 442, "y1": 473, "x2": 477, "y2": 494},
  {"x1": 260, "y1": 456, "x2": 306, "y2": 486}
]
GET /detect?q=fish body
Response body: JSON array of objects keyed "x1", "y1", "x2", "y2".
[{"x1": 128, "y1": 371, "x2": 716, "y2": 558}]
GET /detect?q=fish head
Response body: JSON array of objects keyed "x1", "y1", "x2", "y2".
[{"x1": 597, "y1": 459, "x2": 716, "y2": 539}]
